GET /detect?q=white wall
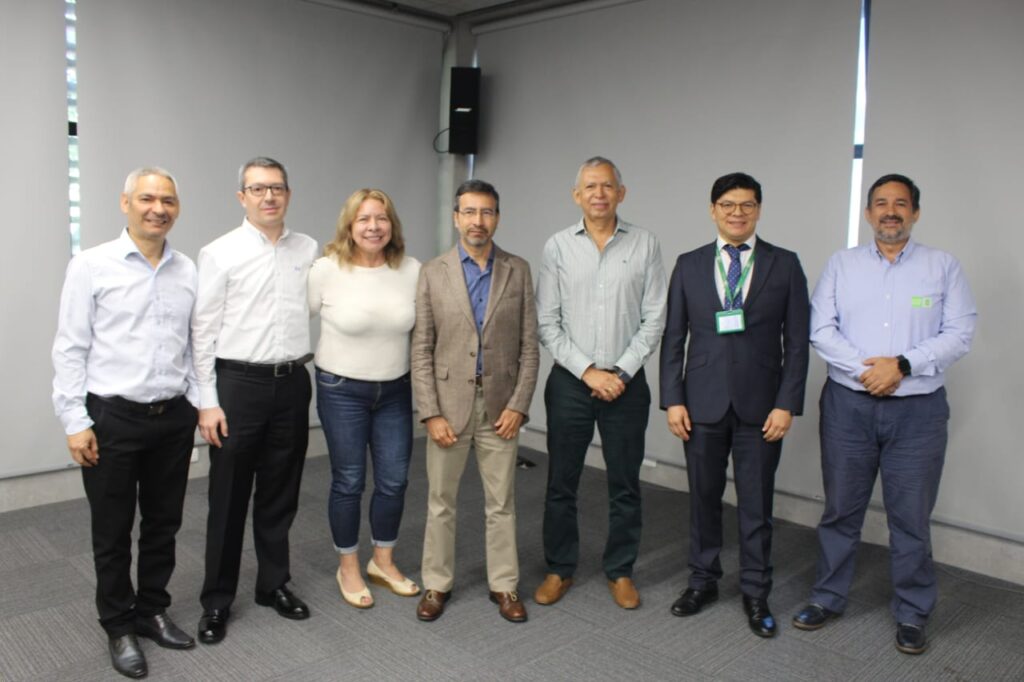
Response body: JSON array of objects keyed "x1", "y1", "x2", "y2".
[
  {"x1": 862, "y1": 0, "x2": 1024, "y2": 543},
  {"x1": 76, "y1": 0, "x2": 443, "y2": 260},
  {"x1": 0, "y1": 0, "x2": 78, "y2": 480},
  {"x1": 0, "y1": 0, "x2": 444, "y2": 483},
  {"x1": 473, "y1": 0, "x2": 859, "y2": 495}
]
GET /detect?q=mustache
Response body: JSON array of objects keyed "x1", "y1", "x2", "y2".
[{"x1": 881, "y1": 214, "x2": 903, "y2": 224}]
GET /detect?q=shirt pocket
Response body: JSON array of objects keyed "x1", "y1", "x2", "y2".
[
  {"x1": 907, "y1": 282, "x2": 945, "y2": 336},
  {"x1": 282, "y1": 254, "x2": 313, "y2": 292}
]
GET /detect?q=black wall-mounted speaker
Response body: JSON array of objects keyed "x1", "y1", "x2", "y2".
[{"x1": 448, "y1": 67, "x2": 480, "y2": 155}]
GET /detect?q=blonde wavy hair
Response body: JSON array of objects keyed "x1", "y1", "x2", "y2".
[{"x1": 324, "y1": 188, "x2": 405, "y2": 268}]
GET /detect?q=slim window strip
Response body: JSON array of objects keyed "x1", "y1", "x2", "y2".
[
  {"x1": 847, "y1": 0, "x2": 870, "y2": 248},
  {"x1": 66, "y1": 0, "x2": 80, "y2": 253}
]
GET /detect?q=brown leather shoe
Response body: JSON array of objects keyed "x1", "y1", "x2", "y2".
[
  {"x1": 608, "y1": 577, "x2": 640, "y2": 609},
  {"x1": 416, "y1": 589, "x2": 450, "y2": 622},
  {"x1": 490, "y1": 591, "x2": 528, "y2": 622},
  {"x1": 534, "y1": 574, "x2": 573, "y2": 605}
]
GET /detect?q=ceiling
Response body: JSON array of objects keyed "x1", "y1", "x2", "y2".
[
  {"x1": 345, "y1": 0, "x2": 586, "y2": 22},
  {"x1": 386, "y1": 0, "x2": 521, "y2": 14}
]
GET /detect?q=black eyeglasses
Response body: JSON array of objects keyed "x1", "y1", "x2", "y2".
[{"x1": 243, "y1": 184, "x2": 288, "y2": 197}]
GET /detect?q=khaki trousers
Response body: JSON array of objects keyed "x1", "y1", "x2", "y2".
[{"x1": 421, "y1": 386, "x2": 519, "y2": 592}]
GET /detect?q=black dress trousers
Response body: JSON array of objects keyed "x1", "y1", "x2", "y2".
[
  {"x1": 82, "y1": 394, "x2": 196, "y2": 637},
  {"x1": 200, "y1": 363, "x2": 311, "y2": 611}
]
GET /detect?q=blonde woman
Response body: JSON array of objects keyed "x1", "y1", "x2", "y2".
[{"x1": 308, "y1": 189, "x2": 421, "y2": 608}]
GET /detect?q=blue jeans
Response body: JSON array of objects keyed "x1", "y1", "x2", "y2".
[{"x1": 315, "y1": 369, "x2": 413, "y2": 554}]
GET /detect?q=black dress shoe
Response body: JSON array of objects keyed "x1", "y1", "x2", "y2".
[
  {"x1": 896, "y1": 623, "x2": 927, "y2": 654},
  {"x1": 197, "y1": 609, "x2": 229, "y2": 645},
  {"x1": 742, "y1": 595, "x2": 777, "y2": 638},
  {"x1": 792, "y1": 603, "x2": 839, "y2": 631},
  {"x1": 670, "y1": 586, "x2": 719, "y2": 616},
  {"x1": 136, "y1": 613, "x2": 195, "y2": 649},
  {"x1": 256, "y1": 586, "x2": 310, "y2": 620},
  {"x1": 108, "y1": 634, "x2": 147, "y2": 679}
]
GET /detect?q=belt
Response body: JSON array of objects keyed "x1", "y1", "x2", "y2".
[
  {"x1": 90, "y1": 393, "x2": 187, "y2": 416},
  {"x1": 216, "y1": 354, "x2": 313, "y2": 378},
  {"x1": 475, "y1": 375, "x2": 484, "y2": 386}
]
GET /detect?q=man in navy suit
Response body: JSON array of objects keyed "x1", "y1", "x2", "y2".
[{"x1": 659, "y1": 172, "x2": 809, "y2": 637}]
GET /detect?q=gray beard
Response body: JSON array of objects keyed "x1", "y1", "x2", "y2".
[{"x1": 874, "y1": 226, "x2": 909, "y2": 244}]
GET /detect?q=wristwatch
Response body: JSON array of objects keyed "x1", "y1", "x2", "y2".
[{"x1": 897, "y1": 355, "x2": 911, "y2": 377}]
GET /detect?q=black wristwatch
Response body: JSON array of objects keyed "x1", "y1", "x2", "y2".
[{"x1": 897, "y1": 355, "x2": 911, "y2": 377}]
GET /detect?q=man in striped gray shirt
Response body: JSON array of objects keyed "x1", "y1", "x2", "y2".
[{"x1": 534, "y1": 157, "x2": 667, "y2": 610}]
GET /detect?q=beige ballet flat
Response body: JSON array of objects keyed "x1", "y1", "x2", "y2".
[
  {"x1": 336, "y1": 567, "x2": 374, "y2": 609},
  {"x1": 366, "y1": 558, "x2": 421, "y2": 597}
]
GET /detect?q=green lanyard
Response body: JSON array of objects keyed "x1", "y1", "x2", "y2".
[{"x1": 715, "y1": 245, "x2": 755, "y2": 310}]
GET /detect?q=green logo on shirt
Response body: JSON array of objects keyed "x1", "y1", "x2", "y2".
[{"x1": 911, "y1": 296, "x2": 933, "y2": 308}]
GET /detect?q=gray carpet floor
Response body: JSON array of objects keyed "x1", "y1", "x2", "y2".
[{"x1": 1, "y1": 440, "x2": 1022, "y2": 681}]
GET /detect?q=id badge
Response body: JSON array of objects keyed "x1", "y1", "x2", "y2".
[{"x1": 715, "y1": 309, "x2": 745, "y2": 334}]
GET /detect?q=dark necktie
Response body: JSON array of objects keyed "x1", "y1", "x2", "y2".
[{"x1": 723, "y1": 243, "x2": 750, "y2": 310}]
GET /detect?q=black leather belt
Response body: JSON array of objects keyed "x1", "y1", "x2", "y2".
[
  {"x1": 216, "y1": 355, "x2": 313, "y2": 378},
  {"x1": 90, "y1": 393, "x2": 186, "y2": 416},
  {"x1": 475, "y1": 375, "x2": 484, "y2": 386}
]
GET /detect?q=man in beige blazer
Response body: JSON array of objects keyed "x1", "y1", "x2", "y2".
[{"x1": 411, "y1": 179, "x2": 539, "y2": 623}]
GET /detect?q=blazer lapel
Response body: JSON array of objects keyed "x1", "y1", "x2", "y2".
[
  {"x1": 744, "y1": 239, "x2": 776, "y2": 310},
  {"x1": 482, "y1": 247, "x2": 510, "y2": 330},
  {"x1": 699, "y1": 242, "x2": 724, "y2": 312},
  {"x1": 441, "y1": 247, "x2": 476, "y2": 326}
]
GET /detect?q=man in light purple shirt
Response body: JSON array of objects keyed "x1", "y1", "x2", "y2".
[
  {"x1": 792, "y1": 174, "x2": 976, "y2": 655},
  {"x1": 52, "y1": 167, "x2": 199, "y2": 679}
]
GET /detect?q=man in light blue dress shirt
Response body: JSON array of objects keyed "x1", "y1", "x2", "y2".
[
  {"x1": 793, "y1": 174, "x2": 976, "y2": 655},
  {"x1": 534, "y1": 157, "x2": 667, "y2": 610},
  {"x1": 52, "y1": 167, "x2": 199, "y2": 678}
]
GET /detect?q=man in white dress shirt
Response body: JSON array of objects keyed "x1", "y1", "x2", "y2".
[
  {"x1": 192, "y1": 157, "x2": 318, "y2": 644},
  {"x1": 52, "y1": 167, "x2": 199, "y2": 678}
]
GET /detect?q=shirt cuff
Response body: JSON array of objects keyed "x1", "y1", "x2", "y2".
[
  {"x1": 903, "y1": 349, "x2": 931, "y2": 377},
  {"x1": 613, "y1": 355, "x2": 641, "y2": 379},
  {"x1": 62, "y1": 411, "x2": 94, "y2": 436},
  {"x1": 199, "y1": 385, "x2": 221, "y2": 409},
  {"x1": 565, "y1": 354, "x2": 594, "y2": 380}
]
